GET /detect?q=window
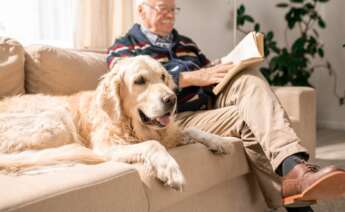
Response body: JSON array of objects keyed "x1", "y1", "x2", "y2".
[{"x1": 0, "y1": 0, "x2": 77, "y2": 47}]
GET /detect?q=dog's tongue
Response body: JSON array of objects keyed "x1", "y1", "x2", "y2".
[{"x1": 156, "y1": 115, "x2": 170, "y2": 126}]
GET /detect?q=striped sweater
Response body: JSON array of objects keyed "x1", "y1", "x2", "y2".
[{"x1": 107, "y1": 24, "x2": 213, "y2": 112}]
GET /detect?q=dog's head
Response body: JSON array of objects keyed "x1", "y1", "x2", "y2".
[{"x1": 97, "y1": 55, "x2": 177, "y2": 130}]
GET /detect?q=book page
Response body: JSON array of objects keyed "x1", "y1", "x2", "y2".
[{"x1": 221, "y1": 32, "x2": 263, "y2": 65}]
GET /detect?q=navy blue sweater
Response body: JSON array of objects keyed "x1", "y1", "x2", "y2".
[{"x1": 107, "y1": 24, "x2": 213, "y2": 112}]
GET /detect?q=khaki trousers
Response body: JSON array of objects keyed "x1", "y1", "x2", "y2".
[{"x1": 176, "y1": 68, "x2": 308, "y2": 209}]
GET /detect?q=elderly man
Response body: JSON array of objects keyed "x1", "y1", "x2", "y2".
[{"x1": 106, "y1": 0, "x2": 345, "y2": 211}]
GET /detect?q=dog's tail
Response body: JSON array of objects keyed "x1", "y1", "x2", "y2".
[{"x1": 0, "y1": 144, "x2": 106, "y2": 174}]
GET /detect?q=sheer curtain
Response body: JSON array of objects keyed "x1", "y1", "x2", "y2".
[
  {"x1": 0, "y1": 0, "x2": 77, "y2": 47},
  {"x1": 0, "y1": 0, "x2": 136, "y2": 49},
  {"x1": 74, "y1": 0, "x2": 136, "y2": 50}
]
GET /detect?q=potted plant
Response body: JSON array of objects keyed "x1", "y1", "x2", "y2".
[{"x1": 236, "y1": 0, "x2": 344, "y2": 105}]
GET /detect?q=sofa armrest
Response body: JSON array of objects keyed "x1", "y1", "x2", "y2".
[
  {"x1": 0, "y1": 162, "x2": 149, "y2": 212},
  {"x1": 272, "y1": 86, "x2": 316, "y2": 159}
]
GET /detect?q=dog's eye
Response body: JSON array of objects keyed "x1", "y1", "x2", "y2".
[
  {"x1": 134, "y1": 76, "x2": 146, "y2": 85},
  {"x1": 161, "y1": 74, "x2": 166, "y2": 81}
]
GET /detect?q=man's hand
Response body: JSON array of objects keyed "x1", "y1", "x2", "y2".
[{"x1": 179, "y1": 63, "x2": 234, "y2": 88}]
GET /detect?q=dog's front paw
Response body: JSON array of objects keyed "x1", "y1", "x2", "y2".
[{"x1": 154, "y1": 157, "x2": 185, "y2": 191}]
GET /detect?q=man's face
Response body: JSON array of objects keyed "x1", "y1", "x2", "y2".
[{"x1": 139, "y1": 0, "x2": 176, "y2": 37}]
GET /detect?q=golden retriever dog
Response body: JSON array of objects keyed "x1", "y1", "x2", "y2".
[{"x1": 0, "y1": 55, "x2": 240, "y2": 190}]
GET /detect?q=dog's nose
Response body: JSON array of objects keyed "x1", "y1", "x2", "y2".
[{"x1": 162, "y1": 94, "x2": 176, "y2": 107}]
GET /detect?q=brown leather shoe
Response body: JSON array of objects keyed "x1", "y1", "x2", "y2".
[{"x1": 282, "y1": 161, "x2": 345, "y2": 207}]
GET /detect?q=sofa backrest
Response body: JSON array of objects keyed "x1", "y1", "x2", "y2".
[
  {"x1": 0, "y1": 37, "x2": 110, "y2": 97},
  {"x1": 0, "y1": 37, "x2": 25, "y2": 97},
  {"x1": 25, "y1": 45, "x2": 109, "y2": 95}
]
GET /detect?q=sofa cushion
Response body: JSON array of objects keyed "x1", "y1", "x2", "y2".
[
  {"x1": 135, "y1": 141, "x2": 250, "y2": 212},
  {"x1": 25, "y1": 45, "x2": 108, "y2": 95},
  {"x1": 0, "y1": 162, "x2": 149, "y2": 212},
  {"x1": 0, "y1": 37, "x2": 25, "y2": 97},
  {"x1": 0, "y1": 143, "x2": 249, "y2": 212}
]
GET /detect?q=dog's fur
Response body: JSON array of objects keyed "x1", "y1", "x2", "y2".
[{"x1": 0, "y1": 56, "x2": 240, "y2": 189}]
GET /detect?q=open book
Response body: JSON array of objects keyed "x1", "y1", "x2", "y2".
[{"x1": 212, "y1": 32, "x2": 265, "y2": 95}]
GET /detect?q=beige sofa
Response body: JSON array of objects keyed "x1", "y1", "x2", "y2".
[{"x1": 0, "y1": 37, "x2": 316, "y2": 212}]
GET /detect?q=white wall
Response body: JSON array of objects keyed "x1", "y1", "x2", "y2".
[
  {"x1": 175, "y1": 0, "x2": 236, "y2": 60},
  {"x1": 175, "y1": 0, "x2": 345, "y2": 130},
  {"x1": 312, "y1": 1, "x2": 345, "y2": 130}
]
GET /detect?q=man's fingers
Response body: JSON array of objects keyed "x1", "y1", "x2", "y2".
[
  {"x1": 210, "y1": 67, "x2": 227, "y2": 74},
  {"x1": 215, "y1": 68, "x2": 229, "y2": 73},
  {"x1": 221, "y1": 63, "x2": 236, "y2": 70},
  {"x1": 213, "y1": 63, "x2": 235, "y2": 72},
  {"x1": 198, "y1": 65, "x2": 235, "y2": 86},
  {"x1": 215, "y1": 72, "x2": 227, "y2": 78},
  {"x1": 212, "y1": 76, "x2": 227, "y2": 83}
]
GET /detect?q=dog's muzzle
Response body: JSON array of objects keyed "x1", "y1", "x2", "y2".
[
  {"x1": 138, "y1": 92, "x2": 177, "y2": 128},
  {"x1": 138, "y1": 109, "x2": 173, "y2": 128},
  {"x1": 161, "y1": 94, "x2": 176, "y2": 110}
]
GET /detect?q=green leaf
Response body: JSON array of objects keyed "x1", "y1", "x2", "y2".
[
  {"x1": 270, "y1": 57, "x2": 279, "y2": 70},
  {"x1": 318, "y1": 48, "x2": 324, "y2": 58},
  {"x1": 318, "y1": 17, "x2": 326, "y2": 28},
  {"x1": 292, "y1": 37, "x2": 306, "y2": 54},
  {"x1": 260, "y1": 67, "x2": 273, "y2": 84},
  {"x1": 238, "y1": 4, "x2": 245, "y2": 15},
  {"x1": 254, "y1": 23, "x2": 260, "y2": 32},
  {"x1": 270, "y1": 43, "x2": 281, "y2": 54},
  {"x1": 276, "y1": 3, "x2": 289, "y2": 8},
  {"x1": 305, "y1": 3, "x2": 315, "y2": 10},
  {"x1": 290, "y1": 0, "x2": 304, "y2": 3},
  {"x1": 237, "y1": 16, "x2": 243, "y2": 26},
  {"x1": 244, "y1": 15, "x2": 255, "y2": 23},
  {"x1": 306, "y1": 36, "x2": 318, "y2": 55},
  {"x1": 266, "y1": 31, "x2": 274, "y2": 40},
  {"x1": 285, "y1": 8, "x2": 305, "y2": 29}
]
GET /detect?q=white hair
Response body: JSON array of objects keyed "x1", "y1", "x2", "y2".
[{"x1": 136, "y1": 0, "x2": 147, "y2": 7}]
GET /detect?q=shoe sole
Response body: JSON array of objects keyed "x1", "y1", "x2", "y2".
[{"x1": 283, "y1": 171, "x2": 345, "y2": 207}]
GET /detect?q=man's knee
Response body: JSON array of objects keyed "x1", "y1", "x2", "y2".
[
  {"x1": 237, "y1": 68, "x2": 268, "y2": 84},
  {"x1": 231, "y1": 68, "x2": 272, "y2": 95}
]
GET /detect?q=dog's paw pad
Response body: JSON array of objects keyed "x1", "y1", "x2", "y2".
[
  {"x1": 166, "y1": 181, "x2": 185, "y2": 191},
  {"x1": 165, "y1": 172, "x2": 185, "y2": 191},
  {"x1": 209, "y1": 139, "x2": 238, "y2": 155},
  {"x1": 209, "y1": 145, "x2": 225, "y2": 154},
  {"x1": 156, "y1": 162, "x2": 185, "y2": 191}
]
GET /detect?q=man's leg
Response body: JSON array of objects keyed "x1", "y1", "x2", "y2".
[
  {"x1": 176, "y1": 107, "x2": 317, "y2": 210},
  {"x1": 213, "y1": 67, "x2": 345, "y2": 208},
  {"x1": 176, "y1": 107, "x2": 283, "y2": 209},
  {"x1": 214, "y1": 68, "x2": 308, "y2": 169}
]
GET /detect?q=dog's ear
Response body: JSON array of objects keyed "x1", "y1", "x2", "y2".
[{"x1": 96, "y1": 70, "x2": 123, "y2": 121}]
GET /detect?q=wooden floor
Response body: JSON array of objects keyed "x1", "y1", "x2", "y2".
[{"x1": 311, "y1": 128, "x2": 345, "y2": 212}]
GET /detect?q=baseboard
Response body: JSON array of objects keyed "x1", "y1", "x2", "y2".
[{"x1": 317, "y1": 120, "x2": 345, "y2": 130}]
